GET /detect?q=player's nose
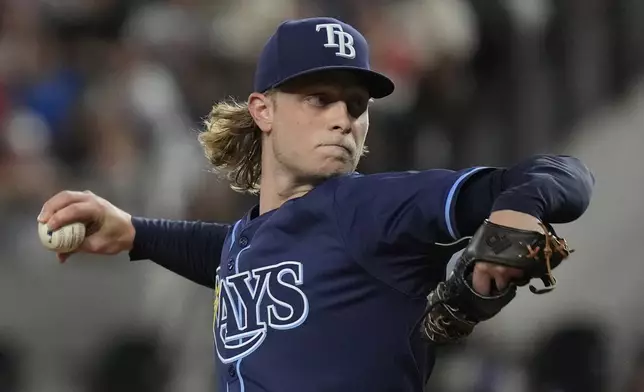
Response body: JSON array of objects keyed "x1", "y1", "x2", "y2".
[{"x1": 328, "y1": 101, "x2": 352, "y2": 134}]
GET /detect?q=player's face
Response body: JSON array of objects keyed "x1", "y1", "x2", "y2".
[{"x1": 269, "y1": 71, "x2": 371, "y2": 182}]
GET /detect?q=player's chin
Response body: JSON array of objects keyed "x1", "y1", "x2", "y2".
[
  {"x1": 318, "y1": 156, "x2": 355, "y2": 174},
  {"x1": 307, "y1": 161, "x2": 353, "y2": 182}
]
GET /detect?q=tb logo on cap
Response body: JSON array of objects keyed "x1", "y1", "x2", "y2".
[{"x1": 316, "y1": 23, "x2": 356, "y2": 59}]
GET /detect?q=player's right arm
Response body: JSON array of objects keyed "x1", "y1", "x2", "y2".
[{"x1": 38, "y1": 190, "x2": 229, "y2": 289}]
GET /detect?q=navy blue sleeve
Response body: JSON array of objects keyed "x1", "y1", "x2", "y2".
[
  {"x1": 331, "y1": 154, "x2": 594, "y2": 297},
  {"x1": 453, "y1": 154, "x2": 595, "y2": 237},
  {"x1": 333, "y1": 168, "x2": 492, "y2": 249},
  {"x1": 332, "y1": 168, "x2": 490, "y2": 296},
  {"x1": 128, "y1": 218, "x2": 231, "y2": 289}
]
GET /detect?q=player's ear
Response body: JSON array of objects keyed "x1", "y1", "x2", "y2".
[{"x1": 248, "y1": 92, "x2": 274, "y2": 133}]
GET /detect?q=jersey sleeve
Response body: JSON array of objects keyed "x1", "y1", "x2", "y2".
[
  {"x1": 331, "y1": 168, "x2": 492, "y2": 296},
  {"x1": 440, "y1": 167, "x2": 495, "y2": 241},
  {"x1": 129, "y1": 218, "x2": 231, "y2": 289}
]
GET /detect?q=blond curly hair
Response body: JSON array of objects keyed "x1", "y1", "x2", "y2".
[{"x1": 199, "y1": 95, "x2": 269, "y2": 195}]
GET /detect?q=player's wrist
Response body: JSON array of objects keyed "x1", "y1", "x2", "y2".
[
  {"x1": 118, "y1": 212, "x2": 136, "y2": 252},
  {"x1": 488, "y1": 210, "x2": 544, "y2": 233}
]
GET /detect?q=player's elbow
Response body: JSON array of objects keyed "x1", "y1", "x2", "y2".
[{"x1": 540, "y1": 154, "x2": 595, "y2": 222}]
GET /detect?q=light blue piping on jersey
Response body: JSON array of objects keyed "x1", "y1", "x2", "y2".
[
  {"x1": 229, "y1": 220, "x2": 241, "y2": 252},
  {"x1": 228, "y1": 219, "x2": 248, "y2": 392},
  {"x1": 444, "y1": 167, "x2": 489, "y2": 240},
  {"x1": 233, "y1": 243, "x2": 250, "y2": 392},
  {"x1": 216, "y1": 219, "x2": 250, "y2": 392}
]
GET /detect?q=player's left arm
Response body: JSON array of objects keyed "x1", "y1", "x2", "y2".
[
  {"x1": 448, "y1": 154, "x2": 594, "y2": 241},
  {"x1": 446, "y1": 154, "x2": 594, "y2": 295},
  {"x1": 332, "y1": 154, "x2": 593, "y2": 300},
  {"x1": 422, "y1": 154, "x2": 595, "y2": 343}
]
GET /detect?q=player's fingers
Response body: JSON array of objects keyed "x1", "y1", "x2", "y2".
[
  {"x1": 56, "y1": 235, "x2": 99, "y2": 261},
  {"x1": 47, "y1": 201, "x2": 99, "y2": 231},
  {"x1": 492, "y1": 274, "x2": 509, "y2": 292},
  {"x1": 39, "y1": 190, "x2": 94, "y2": 223},
  {"x1": 493, "y1": 265, "x2": 524, "y2": 281},
  {"x1": 471, "y1": 267, "x2": 491, "y2": 296},
  {"x1": 474, "y1": 263, "x2": 523, "y2": 294},
  {"x1": 493, "y1": 267, "x2": 523, "y2": 292},
  {"x1": 77, "y1": 235, "x2": 103, "y2": 254},
  {"x1": 57, "y1": 252, "x2": 72, "y2": 263}
]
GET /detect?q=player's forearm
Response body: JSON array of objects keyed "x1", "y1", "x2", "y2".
[
  {"x1": 455, "y1": 154, "x2": 595, "y2": 236},
  {"x1": 491, "y1": 154, "x2": 594, "y2": 222},
  {"x1": 129, "y1": 217, "x2": 230, "y2": 289}
]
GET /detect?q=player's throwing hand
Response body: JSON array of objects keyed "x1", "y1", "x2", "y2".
[{"x1": 38, "y1": 190, "x2": 135, "y2": 263}]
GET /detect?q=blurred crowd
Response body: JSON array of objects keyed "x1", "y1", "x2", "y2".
[{"x1": 0, "y1": 0, "x2": 642, "y2": 391}]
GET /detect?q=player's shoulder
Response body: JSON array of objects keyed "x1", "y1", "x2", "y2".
[
  {"x1": 318, "y1": 170, "x2": 460, "y2": 212},
  {"x1": 331, "y1": 169, "x2": 465, "y2": 191},
  {"x1": 341, "y1": 169, "x2": 456, "y2": 181},
  {"x1": 326, "y1": 167, "x2": 494, "y2": 210}
]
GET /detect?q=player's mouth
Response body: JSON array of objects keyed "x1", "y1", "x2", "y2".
[{"x1": 320, "y1": 143, "x2": 353, "y2": 156}]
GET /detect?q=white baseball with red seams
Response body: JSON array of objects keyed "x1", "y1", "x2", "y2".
[{"x1": 38, "y1": 222, "x2": 86, "y2": 253}]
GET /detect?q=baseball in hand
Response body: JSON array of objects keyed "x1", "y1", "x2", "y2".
[{"x1": 38, "y1": 222, "x2": 86, "y2": 253}]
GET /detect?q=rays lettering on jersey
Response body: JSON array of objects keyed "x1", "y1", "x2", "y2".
[{"x1": 214, "y1": 261, "x2": 309, "y2": 363}]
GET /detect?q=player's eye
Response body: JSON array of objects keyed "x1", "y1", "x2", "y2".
[
  {"x1": 305, "y1": 93, "x2": 332, "y2": 107},
  {"x1": 347, "y1": 96, "x2": 370, "y2": 118}
]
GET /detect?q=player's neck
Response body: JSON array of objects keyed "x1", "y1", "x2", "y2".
[
  {"x1": 258, "y1": 180, "x2": 312, "y2": 215},
  {"x1": 258, "y1": 164, "x2": 313, "y2": 216}
]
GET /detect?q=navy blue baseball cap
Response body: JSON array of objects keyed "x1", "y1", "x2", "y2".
[{"x1": 253, "y1": 17, "x2": 395, "y2": 99}]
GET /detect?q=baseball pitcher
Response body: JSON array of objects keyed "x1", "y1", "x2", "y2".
[{"x1": 39, "y1": 17, "x2": 593, "y2": 392}]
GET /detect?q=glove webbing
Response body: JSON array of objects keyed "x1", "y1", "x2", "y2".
[{"x1": 525, "y1": 221, "x2": 573, "y2": 294}]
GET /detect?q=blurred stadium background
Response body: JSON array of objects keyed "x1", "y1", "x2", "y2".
[{"x1": 0, "y1": 0, "x2": 642, "y2": 391}]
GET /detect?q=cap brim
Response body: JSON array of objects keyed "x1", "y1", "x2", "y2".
[{"x1": 270, "y1": 66, "x2": 395, "y2": 99}]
